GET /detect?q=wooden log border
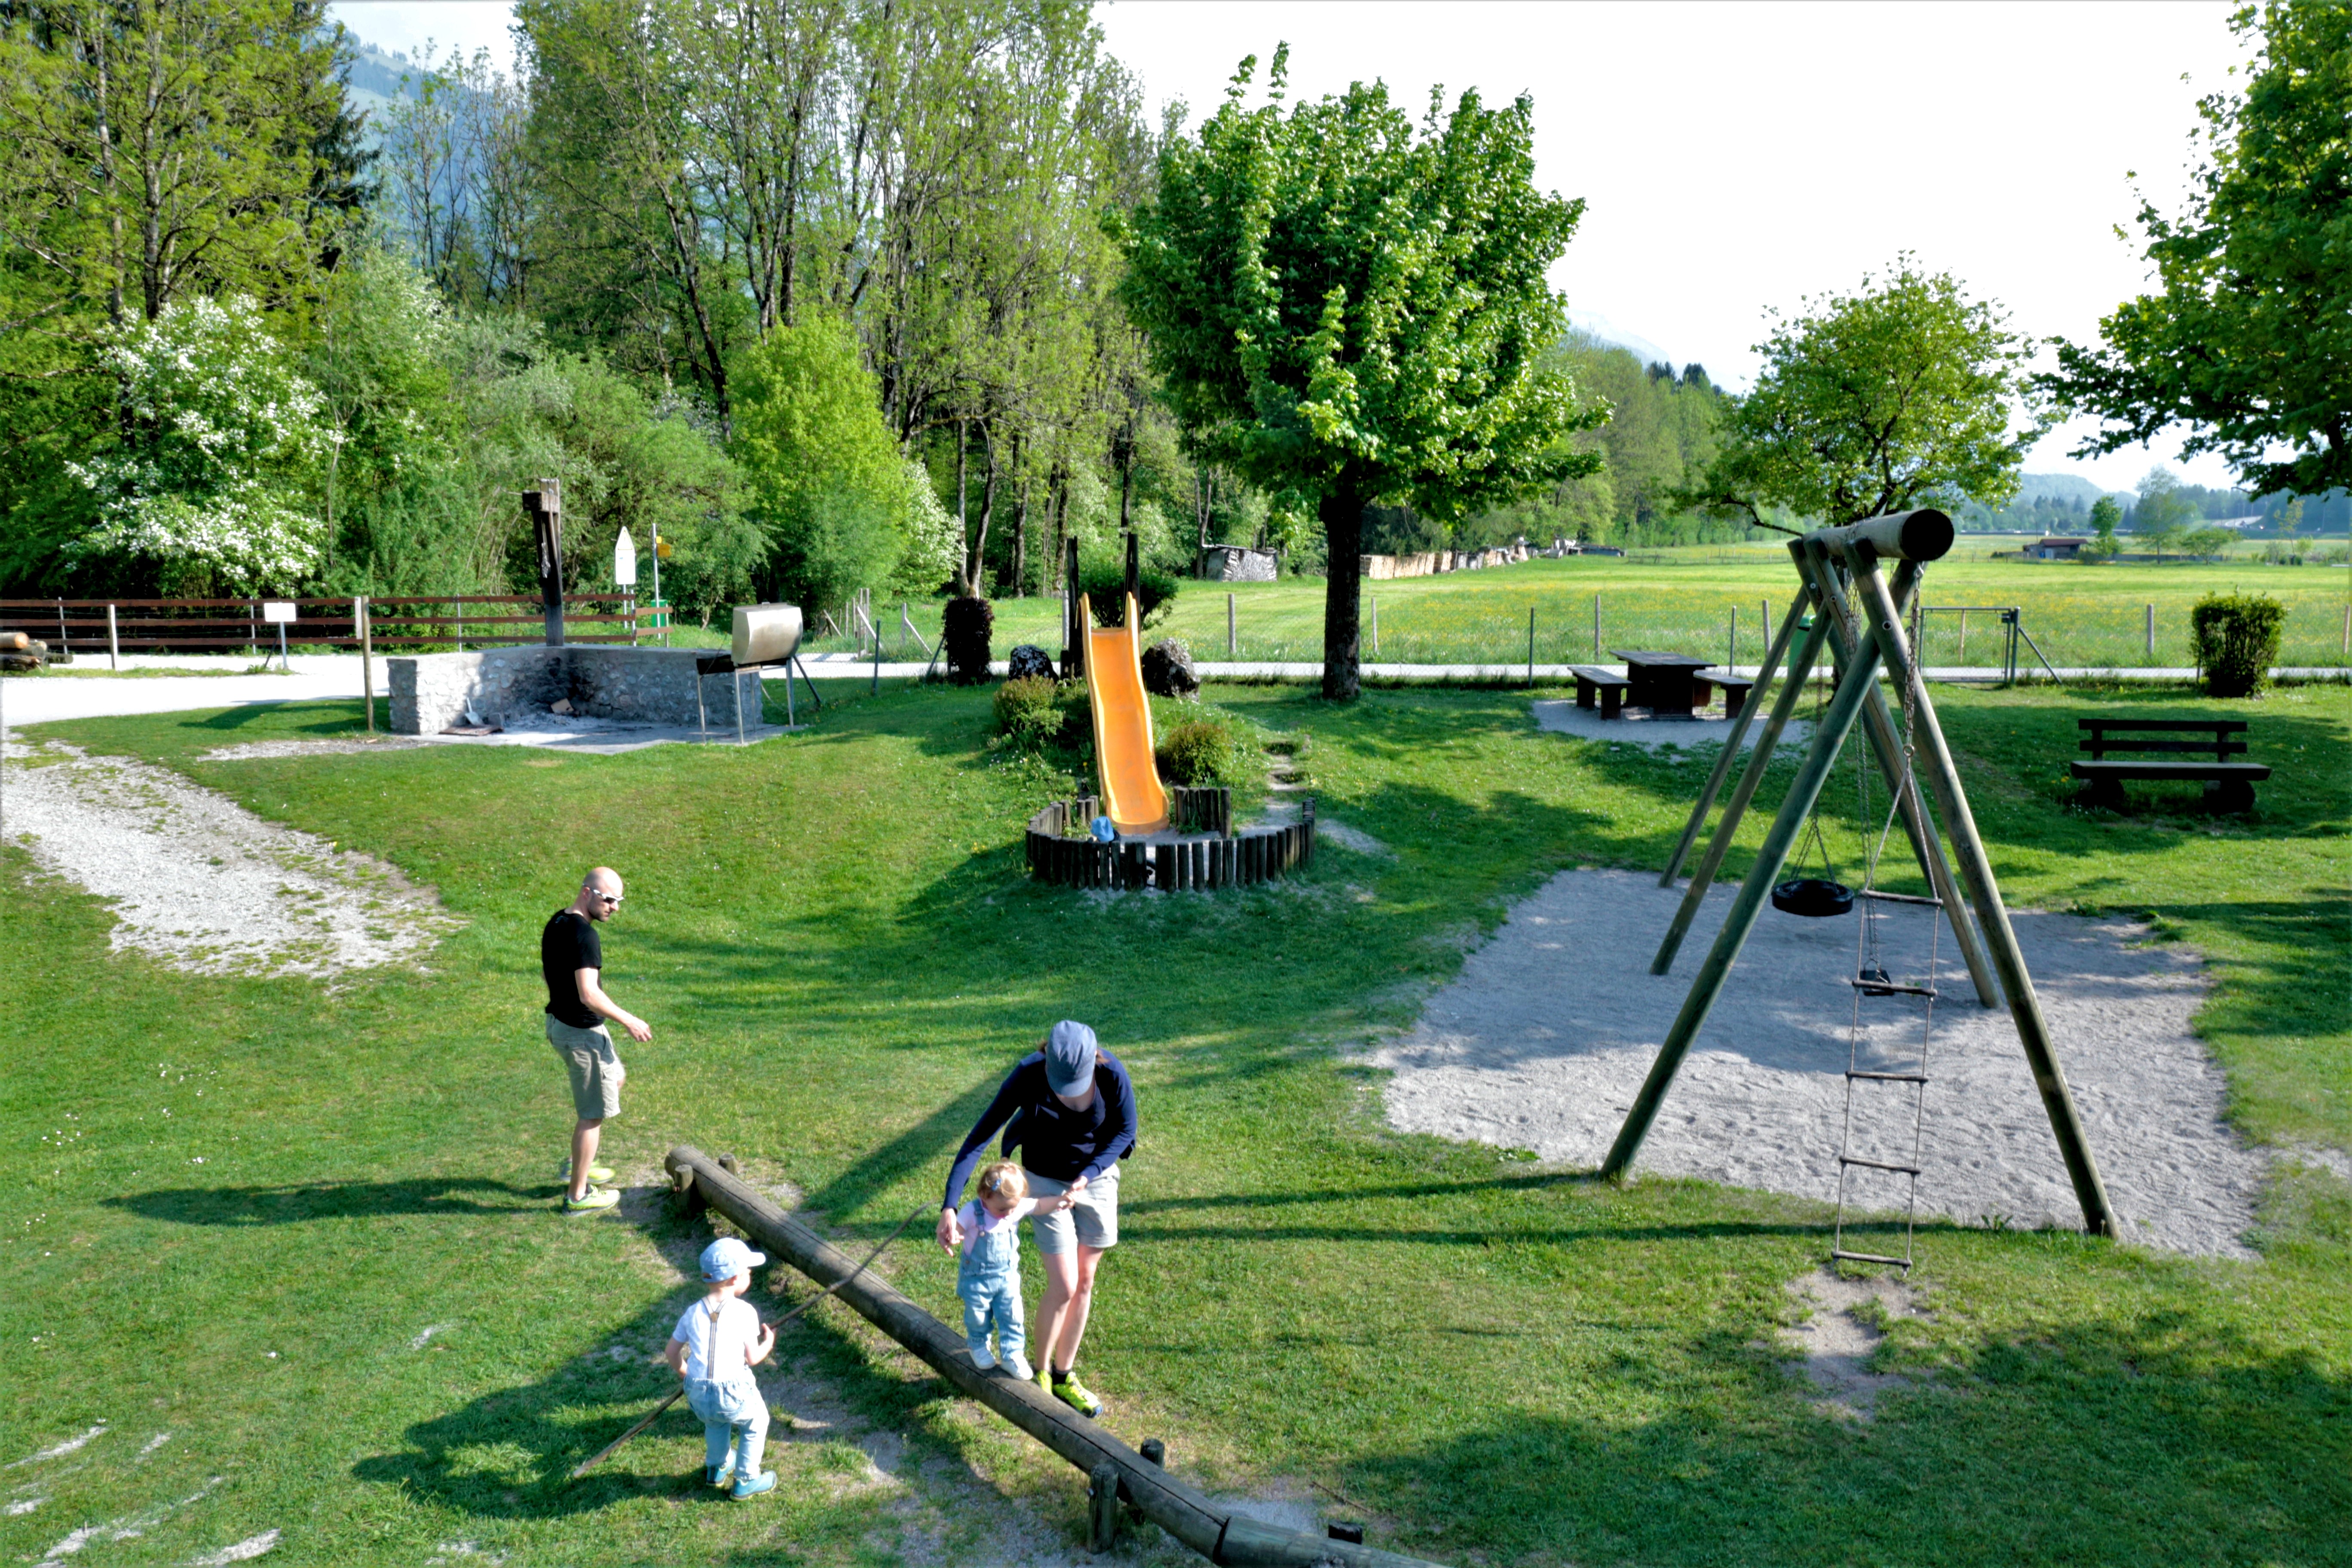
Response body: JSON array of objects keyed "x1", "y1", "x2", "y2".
[{"x1": 1023, "y1": 793, "x2": 1316, "y2": 892}]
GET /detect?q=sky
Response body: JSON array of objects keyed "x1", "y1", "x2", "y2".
[{"x1": 328, "y1": 0, "x2": 2263, "y2": 497}]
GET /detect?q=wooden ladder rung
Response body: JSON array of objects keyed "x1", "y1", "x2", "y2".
[
  {"x1": 1859, "y1": 889, "x2": 1942, "y2": 907},
  {"x1": 1831, "y1": 1249, "x2": 1913, "y2": 1268},
  {"x1": 1847, "y1": 1069, "x2": 1929, "y2": 1084},
  {"x1": 1838, "y1": 1155, "x2": 1921, "y2": 1176}
]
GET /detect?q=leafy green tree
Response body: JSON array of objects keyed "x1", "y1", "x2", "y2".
[
  {"x1": 2085, "y1": 494, "x2": 2124, "y2": 558},
  {"x1": 1690, "y1": 257, "x2": 2050, "y2": 527},
  {"x1": 64, "y1": 294, "x2": 335, "y2": 594},
  {"x1": 2043, "y1": 2, "x2": 2349, "y2": 498},
  {"x1": 1115, "y1": 49, "x2": 1603, "y2": 698},
  {"x1": 730, "y1": 314, "x2": 925, "y2": 613}
]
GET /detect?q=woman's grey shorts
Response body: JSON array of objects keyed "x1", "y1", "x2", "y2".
[{"x1": 1023, "y1": 1165, "x2": 1118, "y2": 1255}]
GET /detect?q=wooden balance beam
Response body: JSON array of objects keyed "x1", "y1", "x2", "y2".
[{"x1": 664, "y1": 1145, "x2": 1449, "y2": 1567}]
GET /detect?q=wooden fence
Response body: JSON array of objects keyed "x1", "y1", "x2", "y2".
[{"x1": 0, "y1": 595, "x2": 639, "y2": 658}]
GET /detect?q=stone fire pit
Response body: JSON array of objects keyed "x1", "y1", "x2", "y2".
[{"x1": 387, "y1": 647, "x2": 755, "y2": 736}]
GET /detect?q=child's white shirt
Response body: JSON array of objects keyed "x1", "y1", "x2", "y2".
[
  {"x1": 673, "y1": 1293, "x2": 761, "y2": 1381},
  {"x1": 956, "y1": 1196, "x2": 1038, "y2": 1256}
]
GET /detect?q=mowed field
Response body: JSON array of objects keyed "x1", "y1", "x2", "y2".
[
  {"x1": 798, "y1": 541, "x2": 2352, "y2": 672},
  {"x1": 1, "y1": 674, "x2": 2347, "y2": 1567}
]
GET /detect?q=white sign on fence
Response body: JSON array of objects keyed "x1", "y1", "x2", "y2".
[
  {"x1": 614, "y1": 527, "x2": 638, "y2": 588},
  {"x1": 262, "y1": 601, "x2": 297, "y2": 624}
]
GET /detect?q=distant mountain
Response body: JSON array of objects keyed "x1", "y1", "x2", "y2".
[
  {"x1": 1567, "y1": 310, "x2": 1675, "y2": 374},
  {"x1": 2015, "y1": 472, "x2": 2123, "y2": 507}
]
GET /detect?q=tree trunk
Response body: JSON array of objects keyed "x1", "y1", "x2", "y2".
[
  {"x1": 1010, "y1": 435, "x2": 1029, "y2": 598},
  {"x1": 1319, "y1": 479, "x2": 1365, "y2": 701},
  {"x1": 955, "y1": 416, "x2": 970, "y2": 594},
  {"x1": 968, "y1": 423, "x2": 999, "y2": 597}
]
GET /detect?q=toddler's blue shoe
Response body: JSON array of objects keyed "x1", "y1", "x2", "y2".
[
  {"x1": 704, "y1": 1462, "x2": 734, "y2": 1489},
  {"x1": 732, "y1": 1470, "x2": 777, "y2": 1500}
]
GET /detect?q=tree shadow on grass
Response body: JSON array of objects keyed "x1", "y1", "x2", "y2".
[
  {"x1": 1347, "y1": 1312, "x2": 2352, "y2": 1568},
  {"x1": 105, "y1": 1178, "x2": 554, "y2": 1226}
]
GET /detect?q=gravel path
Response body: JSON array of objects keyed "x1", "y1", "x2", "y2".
[
  {"x1": 1, "y1": 740, "x2": 457, "y2": 980},
  {"x1": 1371, "y1": 868, "x2": 2272, "y2": 1257}
]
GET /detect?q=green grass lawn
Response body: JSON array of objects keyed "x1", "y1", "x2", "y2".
[
  {"x1": 3, "y1": 676, "x2": 2347, "y2": 1567},
  {"x1": 813, "y1": 546, "x2": 2352, "y2": 673}
]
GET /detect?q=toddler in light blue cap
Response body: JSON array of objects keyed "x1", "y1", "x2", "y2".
[{"x1": 663, "y1": 1237, "x2": 778, "y2": 1498}]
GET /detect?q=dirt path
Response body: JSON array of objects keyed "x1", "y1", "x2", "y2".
[{"x1": 1, "y1": 739, "x2": 457, "y2": 980}]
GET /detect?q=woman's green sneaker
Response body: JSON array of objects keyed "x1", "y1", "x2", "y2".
[
  {"x1": 562, "y1": 1187, "x2": 619, "y2": 1213},
  {"x1": 1050, "y1": 1373, "x2": 1102, "y2": 1418},
  {"x1": 560, "y1": 1158, "x2": 616, "y2": 1184}
]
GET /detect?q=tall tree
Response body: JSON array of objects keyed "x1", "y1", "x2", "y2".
[
  {"x1": 2043, "y1": 1, "x2": 2349, "y2": 498},
  {"x1": 1689, "y1": 257, "x2": 2050, "y2": 527},
  {"x1": 1115, "y1": 49, "x2": 1602, "y2": 699}
]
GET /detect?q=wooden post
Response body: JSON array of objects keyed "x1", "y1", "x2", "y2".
[
  {"x1": 1846, "y1": 558, "x2": 2115, "y2": 1236},
  {"x1": 358, "y1": 596, "x2": 374, "y2": 732},
  {"x1": 106, "y1": 604, "x2": 118, "y2": 671},
  {"x1": 1090, "y1": 1463, "x2": 1122, "y2": 1551},
  {"x1": 526, "y1": 480, "x2": 563, "y2": 646},
  {"x1": 1958, "y1": 609, "x2": 1967, "y2": 664},
  {"x1": 2145, "y1": 602, "x2": 2155, "y2": 659},
  {"x1": 1657, "y1": 587, "x2": 1814, "y2": 888}
]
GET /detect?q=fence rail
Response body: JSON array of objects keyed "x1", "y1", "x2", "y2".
[
  {"x1": 792, "y1": 585, "x2": 2352, "y2": 673},
  {"x1": 0, "y1": 595, "x2": 641, "y2": 658}
]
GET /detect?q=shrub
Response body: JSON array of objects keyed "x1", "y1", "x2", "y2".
[
  {"x1": 2189, "y1": 592, "x2": 2287, "y2": 698},
  {"x1": 942, "y1": 595, "x2": 992, "y2": 683},
  {"x1": 993, "y1": 676, "x2": 1090, "y2": 753},
  {"x1": 1157, "y1": 717, "x2": 1250, "y2": 787},
  {"x1": 1078, "y1": 558, "x2": 1179, "y2": 628},
  {"x1": 994, "y1": 675, "x2": 1059, "y2": 744}
]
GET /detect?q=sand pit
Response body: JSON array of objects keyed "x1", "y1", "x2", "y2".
[
  {"x1": 1, "y1": 739, "x2": 457, "y2": 980},
  {"x1": 1372, "y1": 869, "x2": 2270, "y2": 1257}
]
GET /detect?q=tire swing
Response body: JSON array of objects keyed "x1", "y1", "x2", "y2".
[{"x1": 1772, "y1": 655, "x2": 1853, "y2": 918}]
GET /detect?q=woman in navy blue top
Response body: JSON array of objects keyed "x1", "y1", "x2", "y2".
[{"x1": 938, "y1": 1020, "x2": 1136, "y2": 1416}]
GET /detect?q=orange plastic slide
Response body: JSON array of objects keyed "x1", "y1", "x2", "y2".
[{"x1": 1078, "y1": 592, "x2": 1168, "y2": 834}]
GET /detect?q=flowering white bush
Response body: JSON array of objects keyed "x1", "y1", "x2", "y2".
[{"x1": 69, "y1": 295, "x2": 337, "y2": 592}]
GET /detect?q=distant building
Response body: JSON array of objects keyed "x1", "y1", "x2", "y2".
[
  {"x1": 2028, "y1": 536, "x2": 2089, "y2": 560},
  {"x1": 1201, "y1": 545, "x2": 1278, "y2": 582}
]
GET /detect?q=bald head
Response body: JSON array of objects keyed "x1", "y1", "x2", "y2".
[{"x1": 576, "y1": 867, "x2": 626, "y2": 921}]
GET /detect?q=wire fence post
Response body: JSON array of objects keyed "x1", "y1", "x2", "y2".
[
  {"x1": 1370, "y1": 595, "x2": 1378, "y2": 657},
  {"x1": 1592, "y1": 593, "x2": 1601, "y2": 659},
  {"x1": 106, "y1": 603, "x2": 119, "y2": 671},
  {"x1": 1728, "y1": 604, "x2": 1738, "y2": 677},
  {"x1": 2145, "y1": 602, "x2": 2155, "y2": 660},
  {"x1": 1227, "y1": 592, "x2": 1236, "y2": 658},
  {"x1": 1528, "y1": 605, "x2": 1536, "y2": 685}
]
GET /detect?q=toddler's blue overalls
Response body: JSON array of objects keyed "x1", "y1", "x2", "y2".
[{"x1": 958, "y1": 1214, "x2": 1026, "y2": 1367}]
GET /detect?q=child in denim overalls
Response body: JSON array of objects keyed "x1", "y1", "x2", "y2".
[{"x1": 951, "y1": 1161, "x2": 1038, "y2": 1380}]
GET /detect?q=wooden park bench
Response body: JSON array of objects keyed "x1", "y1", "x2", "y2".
[
  {"x1": 1698, "y1": 673, "x2": 1757, "y2": 721},
  {"x1": 1568, "y1": 665, "x2": 1631, "y2": 719},
  {"x1": 2072, "y1": 718, "x2": 2269, "y2": 812}
]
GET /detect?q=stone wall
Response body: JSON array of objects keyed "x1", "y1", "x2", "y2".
[{"x1": 388, "y1": 647, "x2": 752, "y2": 735}]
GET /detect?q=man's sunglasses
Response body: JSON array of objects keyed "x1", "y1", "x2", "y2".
[{"x1": 592, "y1": 891, "x2": 623, "y2": 906}]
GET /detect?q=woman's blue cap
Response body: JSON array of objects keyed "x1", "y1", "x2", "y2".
[{"x1": 1046, "y1": 1020, "x2": 1098, "y2": 1093}]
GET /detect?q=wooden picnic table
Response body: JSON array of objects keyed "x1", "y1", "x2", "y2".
[{"x1": 1613, "y1": 649, "x2": 1715, "y2": 719}]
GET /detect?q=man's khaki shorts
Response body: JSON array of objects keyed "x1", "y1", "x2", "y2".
[
  {"x1": 548, "y1": 1017, "x2": 624, "y2": 1120},
  {"x1": 1023, "y1": 1165, "x2": 1118, "y2": 1255}
]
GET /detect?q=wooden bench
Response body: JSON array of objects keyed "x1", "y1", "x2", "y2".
[
  {"x1": 2072, "y1": 719, "x2": 2269, "y2": 812},
  {"x1": 1697, "y1": 673, "x2": 1757, "y2": 721},
  {"x1": 1568, "y1": 665, "x2": 1630, "y2": 719}
]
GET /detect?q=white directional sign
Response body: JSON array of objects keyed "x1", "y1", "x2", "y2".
[
  {"x1": 261, "y1": 601, "x2": 297, "y2": 624},
  {"x1": 614, "y1": 527, "x2": 638, "y2": 588}
]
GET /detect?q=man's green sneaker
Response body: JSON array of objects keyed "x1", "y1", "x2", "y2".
[
  {"x1": 1050, "y1": 1372, "x2": 1102, "y2": 1419},
  {"x1": 559, "y1": 1158, "x2": 616, "y2": 1184},
  {"x1": 562, "y1": 1186, "x2": 620, "y2": 1213}
]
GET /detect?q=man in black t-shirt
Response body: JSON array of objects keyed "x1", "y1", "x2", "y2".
[{"x1": 543, "y1": 867, "x2": 652, "y2": 1213}]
